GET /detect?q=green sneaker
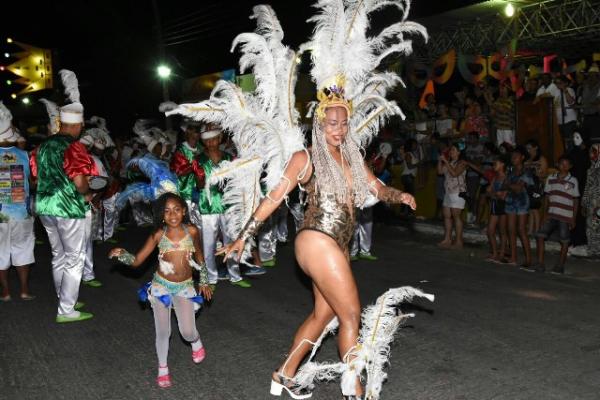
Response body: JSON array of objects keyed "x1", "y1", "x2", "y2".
[
  {"x1": 359, "y1": 253, "x2": 378, "y2": 261},
  {"x1": 56, "y1": 311, "x2": 94, "y2": 323},
  {"x1": 350, "y1": 255, "x2": 359, "y2": 262},
  {"x1": 262, "y1": 258, "x2": 276, "y2": 267},
  {"x1": 35, "y1": 240, "x2": 45, "y2": 245},
  {"x1": 116, "y1": 226, "x2": 127, "y2": 232},
  {"x1": 82, "y1": 279, "x2": 103, "y2": 288},
  {"x1": 231, "y1": 279, "x2": 252, "y2": 288},
  {"x1": 75, "y1": 301, "x2": 85, "y2": 310}
]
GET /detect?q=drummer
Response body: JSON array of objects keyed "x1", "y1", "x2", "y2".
[{"x1": 32, "y1": 69, "x2": 100, "y2": 323}]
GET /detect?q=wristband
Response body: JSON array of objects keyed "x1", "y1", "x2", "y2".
[
  {"x1": 117, "y1": 251, "x2": 135, "y2": 266},
  {"x1": 237, "y1": 217, "x2": 264, "y2": 242}
]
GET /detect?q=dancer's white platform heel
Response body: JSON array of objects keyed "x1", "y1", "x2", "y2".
[{"x1": 270, "y1": 373, "x2": 313, "y2": 399}]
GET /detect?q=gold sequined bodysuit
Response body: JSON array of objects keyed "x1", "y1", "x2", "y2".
[{"x1": 299, "y1": 172, "x2": 355, "y2": 252}]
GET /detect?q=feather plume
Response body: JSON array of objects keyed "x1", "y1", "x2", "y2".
[
  {"x1": 158, "y1": 101, "x2": 178, "y2": 113},
  {"x1": 59, "y1": 69, "x2": 81, "y2": 104},
  {"x1": 292, "y1": 286, "x2": 434, "y2": 397},
  {"x1": 0, "y1": 101, "x2": 13, "y2": 122},
  {"x1": 167, "y1": 7, "x2": 304, "y2": 241},
  {"x1": 39, "y1": 99, "x2": 60, "y2": 134}
]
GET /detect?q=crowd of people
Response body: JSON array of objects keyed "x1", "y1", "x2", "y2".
[{"x1": 384, "y1": 63, "x2": 600, "y2": 273}]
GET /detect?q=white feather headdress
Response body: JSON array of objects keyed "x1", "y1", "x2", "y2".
[
  {"x1": 39, "y1": 99, "x2": 60, "y2": 135},
  {"x1": 58, "y1": 69, "x2": 84, "y2": 124},
  {"x1": 165, "y1": 4, "x2": 305, "y2": 242},
  {"x1": 0, "y1": 101, "x2": 15, "y2": 142},
  {"x1": 306, "y1": 0, "x2": 427, "y2": 147}
]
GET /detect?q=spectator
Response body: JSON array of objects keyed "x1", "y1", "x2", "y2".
[
  {"x1": 437, "y1": 143, "x2": 467, "y2": 249},
  {"x1": 422, "y1": 93, "x2": 437, "y2": 119},
  {"x1": 554, "y1": 75, "x2": 578, "y2": 150},
  {"x1": 434, "y1": 104, "x2": 457, "y2": 138},
  {"x1": 399, "y1": 138, "x2": 420, "y2": 219},
  {"x1": 579, "y1": 64, "x2": 600, "y2": 144},
  {"x1": 527, "y1": 155, "x2": 579, "y2": 274},
  {"x1": 489, "y1": 83, "x2": 516, "y2": 146},
  {"x1": 521, "y1": 77, "x2": 540, "y2": 102},
  {"x1": 485, "y1": 155, "x2": 509, "y2": 263},
  {"x1": 460, "y1": 101, "x2": 489, "y2": 141},
  {"x1": 464, "y1": 132, "x2": 485, "y2": 226},
  {"x1": 536, "y1": 73, "x2": 557, "y2": 96},
  {"x1": 505, "y1": 146, "x2": 533, "y2": 267},
  {"x1": 567, "y1": 132, "x2": 590, "y2": 248},
  {"x1": 581, "y1": 143, "x2": 600, "y2": 256},
  {"x1": 433, "y1": 137, "x2": 450, "y2": 220},
  {"x1": 524, "y1": 139, "x2": 549, "y2": 235},
  {"x1": 477, "y1": 142, "x2": 498, "y2": 225}
]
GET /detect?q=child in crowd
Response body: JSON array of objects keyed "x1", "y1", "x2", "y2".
[
  {"x1": 527, "y1": 156, "x2": 579, "y2": 274},
  {"x1": 485, "y1": 156, "x2": 509, "y2": 262},
  {"x1": 109, "y1": 193, "x2": 212, "y2": 388},
  {"x1": 506, "y1": 146, "x2": 534, "y2": 267}
]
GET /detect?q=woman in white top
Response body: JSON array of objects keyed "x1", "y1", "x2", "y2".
[{"x1": 437, "y1": 143, "x2": 467, "y2": 249}]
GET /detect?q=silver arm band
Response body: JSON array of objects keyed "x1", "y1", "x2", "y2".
[{"x1": 237, "y1": 217, "x2": 265, "y2": 242}]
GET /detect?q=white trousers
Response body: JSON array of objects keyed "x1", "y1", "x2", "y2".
[
  {"x1": 275, "y1": 205, "x2": 289, "y2": 242},
  {"x1": 350, "y1": 207, "x2": 373, "y2": 256},
  {"x1": 83, "y1": 210, "x2": 95, "y2": 281},
  {"x1": 289, "y1": 202, "x2": 305, "y2": 233},
  {"x1": 102, "y1": 193, "x2": 118, "y2": 240},
  {"x1": 186, "y1": 200, "x2": 202, "y2": 230},
  {"x1": 258, "y1": 216, "x2": 278, "y2": 262},
  {"x1": 131, "y1": 201, "x2": 153, "y2": 226},
  {"x1": 200, "y1": 214, "x2": 241, "y2": 284},
  {"x1": 40, "y1": 214, "x2": 87, "y2": 316}
]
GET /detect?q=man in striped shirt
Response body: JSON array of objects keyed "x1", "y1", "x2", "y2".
[{"x1": 530, "y1": 156, "x2": 579, "y2": 274}]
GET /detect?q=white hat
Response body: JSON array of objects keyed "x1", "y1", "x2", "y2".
[
  {"x1": 201, "y1": 128, "x2": 222, "y2": 140},
  {"x1": 39, "y1": 99, "x2": 60, "y2": 134},
  {"x1": 79, "y1": 134, "x2": 94, "y2": 147},
  {"x1": 59, "y1": 70, "x2": 84, "y2": 124},
  {"x1": 147, "y1": 139, "x2": 160, "y2": 153},
  {"x1": 0, "y1": 102, "x2": 16, "y2": 142}
]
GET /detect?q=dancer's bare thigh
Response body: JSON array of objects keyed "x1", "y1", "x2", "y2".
[{"x1": 295, "y1": 230, "x2": 360, "y2": 316}]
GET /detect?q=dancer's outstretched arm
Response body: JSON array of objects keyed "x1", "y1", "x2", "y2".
[
  {"x1": 218, "y1": 150, "x2": 311, "y2": 261},
  {"x1": 364, "y1": 163, "x2": 417, "y2": 210},
  {"x1": 108, "y1": 230, "x2": 161, "y2": 267}
]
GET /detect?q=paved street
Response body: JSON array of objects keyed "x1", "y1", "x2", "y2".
[{"x1": 1, "y1": 222, "x2": 600, "y2": 400}]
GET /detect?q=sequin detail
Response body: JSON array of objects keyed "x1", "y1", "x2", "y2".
[{"x1": 300, "y1": 173, "x2": 355, "y2": 251}]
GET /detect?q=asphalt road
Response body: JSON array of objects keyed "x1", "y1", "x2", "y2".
[{"x1": 1, "y1": 222, "x2": 599, "y2": 400}]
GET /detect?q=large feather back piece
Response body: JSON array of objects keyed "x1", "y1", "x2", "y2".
[
  {"x1": 58, "y1": 69, "x2": 81, "y2": 104},
  {"x1": 306, "y1": 0, "x2": 427, "y2": 147},
  {"x1": 166, "y1": 5, "x2": 305, "y2": 239}
]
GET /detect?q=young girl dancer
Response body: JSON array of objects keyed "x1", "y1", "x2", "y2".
[{"x1": 109, "y1": 192, "x2": 212, "y2": 388}]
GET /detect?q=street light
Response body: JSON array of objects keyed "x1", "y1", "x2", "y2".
[
  {"x1": 10, "y1": 94, "x2": 16, "y2": 99},
  {"x1": 6, "y1": 80, "x2": 11, "y2": 85},
  {"x1": 22, "y1": 97, "x2": 30, "y2": 105},
  {"x1": 6, "y1": 38, "x2": 13, "y2": 43},
  {"x1": 157, "y1": 65, "x2": 171, "y2": 79},
  {"x1": 504, "y1": 3, "x2": 515, "y2": 17}
]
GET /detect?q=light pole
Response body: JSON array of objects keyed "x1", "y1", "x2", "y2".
[{"x1": 157, "y1": 64, "x2": 172, "y2": 130}]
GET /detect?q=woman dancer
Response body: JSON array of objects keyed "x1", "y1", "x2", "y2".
[
  {"x1": 166, "y1": 2, "x2": 429, "y2": 398},
  {"x1": 109, "y1": 193, "x2": 212, "y2": 388},
  {"x1": 222, "y1": 101, "x2": 415, "y2": 400}
]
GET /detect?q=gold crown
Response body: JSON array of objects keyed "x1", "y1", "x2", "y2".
[{"x1": 315, "y1": 75, "x2": 352, "y2": 121}]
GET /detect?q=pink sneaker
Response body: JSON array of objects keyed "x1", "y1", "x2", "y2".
[
  {"x1": 156, "y1": 374, "x2": 171, "y2": 388},
  {"x1": 192, "y1": 346, "x2": 206, "y2": 364}
]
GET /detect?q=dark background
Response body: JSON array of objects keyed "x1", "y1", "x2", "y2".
[{"x1": 1, "y1": 0, "x2": 481, "y2": 135}]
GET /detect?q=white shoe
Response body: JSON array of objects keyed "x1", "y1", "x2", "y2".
[{"x1": 270, "y1": 373, "x2": 313, "y2": 399}]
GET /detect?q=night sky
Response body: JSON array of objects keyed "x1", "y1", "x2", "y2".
[{"x1": 1, "y1": 0, "x2": 482, "y2": 135}]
